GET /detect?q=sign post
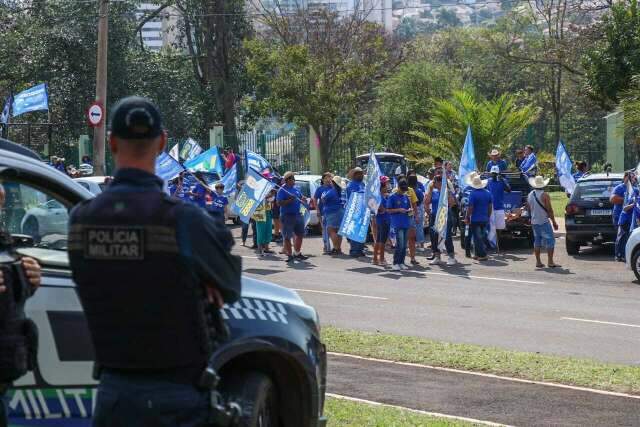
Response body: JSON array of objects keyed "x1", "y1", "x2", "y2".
[{"x1": 87, "y1": 102, "x2": 104, "y2": 128}]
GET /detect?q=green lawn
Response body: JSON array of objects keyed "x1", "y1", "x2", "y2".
[
  {"x1": 549, "y1": 191, "x2": 570, "y2": 217},
  {"x1": 323, "y1": 326, "x2": 640, "y2": 395},
  {"x1": 326, "y1": 396, "x2": 475, "y2": 426}
]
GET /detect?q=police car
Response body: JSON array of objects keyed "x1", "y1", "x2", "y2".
[{"x1": 0, "y1": 144, "x2": 328, "y2": 427}]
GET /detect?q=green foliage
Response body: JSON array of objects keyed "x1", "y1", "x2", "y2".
[
  {"x1": 408, "y1": 89, "x2": 539, "y2": 165},
  {"x1": 437, "y1": 8, "x2": 462, "y2": 28},
  {"x1": 622, "y1": 75, "x2": 640, "y2": 137}
]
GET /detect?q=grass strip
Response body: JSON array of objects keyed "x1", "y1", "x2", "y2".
[
  {"x1": 323, "y1": 326, "x2": 640, "y2": 395},
  {"x1": 325, "y1": 396, "x2": 475, "y2": 426}
]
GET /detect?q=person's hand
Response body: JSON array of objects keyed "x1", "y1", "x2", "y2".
[
  {"x1": 22, "y1": 257, "x2": 41, "y2": 290},
  {"x1": 206, "y1": 285, "x2": 224, "y2": 309},
  {"x1": 0, "y1": 269, "x2": 4, "y2": 294},
  {"x1": 552, "y1": 220, "x2": 559, "y2": 231}
]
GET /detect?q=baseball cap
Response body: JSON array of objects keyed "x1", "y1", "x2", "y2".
[
  {"x1": 490, "y1": 165, "x2": 500, "y2": 174},
  {"x1": 109, "y1": 96, "x2": 163, "y2": 140}
]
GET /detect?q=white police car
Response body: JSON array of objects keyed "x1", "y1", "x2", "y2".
[{"x1": 0, "y1": 144, "x2": 327, "y2": 426}]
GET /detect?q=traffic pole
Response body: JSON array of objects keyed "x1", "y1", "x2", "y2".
[{"x1": 93, "y1": 0, "x2": 109, "y2": 176}]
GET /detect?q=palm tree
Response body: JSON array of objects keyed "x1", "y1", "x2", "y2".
[{"x1": 407, "y1": 89, "x2": 539, "y2": 166}]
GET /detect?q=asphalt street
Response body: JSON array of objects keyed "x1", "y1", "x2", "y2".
[{"x1": 232, "y1": 226, "x2": 640, "y2": 365}]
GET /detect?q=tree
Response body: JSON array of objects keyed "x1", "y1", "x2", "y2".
[
  {"x1": 622, "y1": 75, "x2": 640, "y2": 137},
  {"x1": 437, "y1": 8, "x2": 462, "y2": 28},
  {"x1": 408, "y1": 89, "x2": 539, "y2": 165}
]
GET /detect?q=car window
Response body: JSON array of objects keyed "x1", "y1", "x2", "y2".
[
  {"x1": 77, "y1": 181, "x2": 91, "y2": 191},
  {"x1": 573, "y1": 180, "x2": 622, "y2": 200},
  {"x1": 295, "y1": 180, "x2": 311, "y2": 198},
  {"x1": 1, "y1": 181, "x2": 69, "y2": 250}
]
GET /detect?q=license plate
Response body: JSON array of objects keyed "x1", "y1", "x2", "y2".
[{"x1": 589, "y1": 209, "x2": 611, "y2": 216}]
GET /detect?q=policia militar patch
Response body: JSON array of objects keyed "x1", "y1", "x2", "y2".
[{"x1": 83, "y1": 226, "x2": 144, "y2": 260}]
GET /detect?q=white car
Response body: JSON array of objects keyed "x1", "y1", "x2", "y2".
[
  {"x1": 625, "y1": 228, "x2": 640, "y2": 281},
  {"x1": 21, "y1": 198, "x2": 69, "y2": 243},
  {"x1": 74, "y1": 176, "x2": 111, "y2": 195}
]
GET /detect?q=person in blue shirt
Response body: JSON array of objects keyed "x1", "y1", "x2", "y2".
[
  {"x1": 519, "y1": 145, "x2": 538, "y2": 177},
  {"x1": 387, "y1": 178, "x2": 412, "y2": 271},
  {"x1": 465, "y1": 175, "x2": 492, "y2": 261},
  {"x1": 407, "y1": 170, "x2": 424, "y2": 265},
  {"x1": 487, "y1": 166, "x2": 511, "y2": 251},
  {"x1": 188, "y1": 172, "x2": 209, "y2": 209},
  {"x1": 207, "y1": 182, "x2": 228, "y2": 224},
  {"x1": 373, "y1": 176, "x2": 391, "y2": 266},
  {"x1": 313, "y1": 172, "x2": 334, "y2": 254},
  {"x1": 611, "y1": 172, "x2": 630, "y2": 229},
  {"x1": 425, "y1": 169, "x2": 458, "y2": 265},
  {"x1": 277, "y1": 171, "x2": 308, "y2": 263},
  {"x1": 346, "y1": 167, "x2": 366, "y2": 257},
  {"x1": 572, "y1": 161, "x2": 588, "y2": 181},
  {"x1": 459, "y1": 171, "x2": 477, "y2": 257},
  {"x1": 485, "y1": 149, "x2": 508, "y2": 172},
  {"x1": 612, "y1": 172, "x2": 637, "y2": 261},
  {"x1": 322, "y1": 175, "x2": 346, "y2": 255}
]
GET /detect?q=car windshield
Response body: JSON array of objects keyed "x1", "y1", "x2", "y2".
[
  {"x1": 295, "y1": 180, "x2": 311, "y2": 198},
  {"x1": 573, "y1": 180, "x2": 622, "y2": 200},
  {"x1": 356, "y1": 156, "x2": 405, "y2": 178}
]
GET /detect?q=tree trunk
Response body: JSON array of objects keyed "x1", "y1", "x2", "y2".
[
  {"x1": 318, "y1": 128, "x2": 331, "y2": 172},
  {"x1": 554, "y1": 65, "x2": 562, "y2": 144}
]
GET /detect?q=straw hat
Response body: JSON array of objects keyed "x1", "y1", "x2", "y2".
[
  {"x1": 464, "y1": 171, "x2": 480, "y2": 187},
  {"x1": 470, "y1": 175, "x2": 488, "y2": 189},
  {"x1": 489, "y1": 149, "x2": 500, "y2": 156},
  {"x1": 528, "y1": 175, "x2": 550, "y2": 189},
  {"x1": 332, "y1": 175, "x2": 345, "y2": 188}
]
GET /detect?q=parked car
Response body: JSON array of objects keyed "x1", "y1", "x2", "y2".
[
  {"x1": 0, "y1": 144, "x2": 328, "y2": 427},
  {"x1": 294, "y1": 174, "x2": 322, "y2": 231},
  {"x1": 355, "y1": 152, "x2": 408, "y2": 178},
  {"x1": 565, "y1": 173, "x2": 623, "y2": 255},
  {"x1": 74, "y1": 176, "x2": 111, "y2": 195},
  {"x1": 19, "y1": 198, "x2": 69, "y2": 244}
]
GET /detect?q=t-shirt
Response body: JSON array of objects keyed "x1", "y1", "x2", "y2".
[
  {"x1": 277, "y1": 186, "x2": 302, "y2": 216},
  {"x1": 468, "y1": 188, "x2": 492, "y2": 223},
  {"x1": 314, "y1": 184, "x2": 332, "y2": 215},
  {"x1": 618, "y1": 188, "x2": 638, "y2": 226},
  {"x1": 322, "y1": 188, "x2": 343, "y2": 214},
  {"x1": 485, "y1": 159, "x2": 508, "y2": 172},
  {"x1": 346, "y1": 179, "x2": 364, "y2": 199},
  {"x1": 376, "y1": 195, "x2": 390, "y2": 225},
  {"x1": 612, "y1": 183, "x2": 626, "y2": 225},
  {"x1": 414, "y1": 186, "x2": 425, "y2": 205},
  {"x1": 387, "y1": 192, "x2": 410, "y2": 229},
  {"x1": 573, "y1": 171, "x2": 585, "y2": 181},
  {"x1": 417, "y1": 182, "x2": 426, "y2": 193},
  {"x1": 209, "y1": 193, "x2": 228, "y2": 213},
  {"x1": 191, "y1": 183, "x2": 208, "y2": 208},
  {"x1": 429, "y1": 184, "x2": 441, "y2": 214},
  {"x1": 487, "y1": 178, "x2": 509, "y2": 210},
  {"x1": 394, "y1": 187, "x2": 418, "y2": 205}
]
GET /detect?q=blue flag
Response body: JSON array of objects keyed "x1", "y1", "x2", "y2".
[
  {"x1": 627, "y1": 181, "x2": 638, "y2": 232},
  {"x1": 12, "y1": 84, "x2": 48, "y2": 117},
  {"x1": 184, "y1": 146, "x2": 224, "y2": 176},
  {"x1": 180, "y1": 138, "x2": 203, "y2": 161},
  {"x1": 434, "y1": 175, "x2": 449, "y2": 252},
  {"x1": 520, "y1": 152, "x2": 537, "y2": 176},
  {"x1": 364, "y1": 150, "x2": 382, "y2": 214},
  {"x1": 458, "y1": 126, "x2": 477, "y2": 189},
  {"x1": 0, "y1": 94, "x2": 12, "y2": 124},
  {"x1": 555, "y1": 141, "x2": 576, "y2": 195},
  {"x1": 231, "y1": 168, "x2": 275, "y2": 224},
  {"x1": 300, "y1": 203, "x2": 311, "y2": 228},
  {"x1": 219, "y1": 163, "x2": 238, "y2": 196},
  {"x1": 338, "y1": 191, "x2": 371, "y2": 243},
  {"x1": 155, "y1": 152, "x2": 184, "y2": 182},
  {"x1": 246, "y1": 149, "x2": 274, "y2": 175}
]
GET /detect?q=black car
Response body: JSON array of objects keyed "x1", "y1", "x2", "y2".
[
  {"x1": 565, "y1": 173, "x2": 623, "y2": 255},
  {"x1": 0, "y1": 145, "x2": 327, "y2": 427}
]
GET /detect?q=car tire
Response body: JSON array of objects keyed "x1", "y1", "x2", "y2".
[
  {"x1": 632, "y1": 249, "x2": 640, "y2": 282},
  {"x1": 22, "y1": 217, "x2": 41, "y2": 243},
  {"x1": 223, "y1": 371, "x2": 278, "y2": 427},
  {"x1": 566, "y1": 239, "x2": 580, "y2": 255}
]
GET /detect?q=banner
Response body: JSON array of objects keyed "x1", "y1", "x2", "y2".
[
  {"x1": 458, "y1": 126, "x2": 477, "y2": 189},
  {"x1": 555, "y1": 141, "x2": 576, "y2": 195},
  {"x1": 12, "y1": 84, "x2": 48, "y2": 117},
  {"x1": 338, "y1": 191, "x2": 371, "y2": 243},
  {"x1": 1, "y1": 94, "x2": 12, "y2": 124},
  {"x1": 300, "y1": 203, "x2": 311, "y2": 228},
  {"x1": 180, "y1": 138, "x2": 203, "y2": 161},
  {"x1": 219, "y1": 163, "x2": 238, "y2": 196},
  {"x1": 364, "y1": 150, "x2": 382, "y2": 214},
  {"x1": 169, "y1": 143, "x2": 180, "y2": 160},
  {"x1": 184, "y1": 146, "x2": 223, "y2": 176},
  {"x1": 246, "y1": 149, "x2": 274, "y2": 175},
  {"x1": 434, "y1": 176, "x2": 449, "y2": 252},
  {"x1": 627, "y1": 180, "x2": 638, "y2": 232},
  {"x1": 155, "y1": 152, "x2": 183, "y2": 182},
  {"x1": 231, "y1": 168, "x2": 275, "y2": 224}
]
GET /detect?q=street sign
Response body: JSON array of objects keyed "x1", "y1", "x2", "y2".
[{"x1": 87, "y1": 102, "x2": 104, "y2": 128}]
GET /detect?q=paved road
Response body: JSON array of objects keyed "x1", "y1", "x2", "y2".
[
  {"x1": 233, "y1": 226, "x2": 640, "y2": 365},
  {"x1": 328, "y1": 353, "x2": 640, "y2": 426}
]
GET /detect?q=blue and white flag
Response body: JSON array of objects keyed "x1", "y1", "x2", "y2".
[
  {"x1": 487, "y1": 212, "x2": 498, "y2": 250},
  {"x1": 184, "y1": 146, "x2": 224, "y2": 176},
  {"x1": 364, "y1": 150, "x2": 382, "y2": 214},
  {"x1": 246, "y1": 149, "x2": 274, "y2": 175},
  {"x1": 338, "y1": 191, "x2": 371, "y2": 243},
  {"x1": 434, "y1": 175, "x2": 449, "y2": 252},
  {"x1": 180, "y1": 138, "x2": 203, "y2": 161},
  {"x1": 0, "y1": 94, "x2": 12, "y2": 124},
  {"x1": 555, "y1": 141, "x2": 576, "y2": 195},
  {"x1": 231, "y1": 167, "x2": 275, "y2": 224},
  {"x1": 169, "y1": 143, "x2": 180, "y2": 160},
  {"x1": 300, "y1": 203, "x2": 312, "y2": 228},
  {"x1": 520, "y1": 152, "x2": 538, "y2": 176},
  {"x1": 627, "y1": 180, "x2": 638, "y2": 232},
  {"x1": 12, "y1": 84, "x2": 48, "y2": 117},
  {"x1": 458, "y1": 126, "x2": 477, "y2": 189},
  {"x1": 155, "y1": 152, "x2": 184, "y2": 182},
  {"x1": 219, "y1": 163, "x2": 237, "y2": 196}
]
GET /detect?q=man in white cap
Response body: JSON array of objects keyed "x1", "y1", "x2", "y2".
[
  {"x1": 487, "y1": 165, "x2": 511, "y2": 251},
  {"x1": 485, "y1": 149, "x2": 507, "y2": 173},
  {"x1": 526, "y1": 175, "x2": 560, "y2": 268},
  {"x1": 465, "y1": 174, "x2": 492, "y2": 261}
]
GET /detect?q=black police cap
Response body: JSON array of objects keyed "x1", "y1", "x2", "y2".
[{"x1": 109, "y1": 96, "x2": 163, "y2": 140}]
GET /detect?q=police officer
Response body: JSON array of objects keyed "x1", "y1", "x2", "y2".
[{"x1": 67, "y1": 97, "x2": 241, "y2": 427}]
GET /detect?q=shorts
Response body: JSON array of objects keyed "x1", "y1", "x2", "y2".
[
  {"x1": 376, "y1": 221, "x2": 390, "y2": 243},
  {"x1": 532, "y1": 221, "x2": 555, "y2": 249},
  {"x1": 281, "y1": 214, "x2": 305, "y2": 239},
  {"x1": 325, "y1": 209, "x2": 344, "y2": 229},
  {"x1": 492, "y1": 210, "x2": 506, "y2": 230}
]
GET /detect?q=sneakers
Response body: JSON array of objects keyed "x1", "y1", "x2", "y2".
[
  {"x1": 446, "y1": 256, "x2": 457, "y2": 266},
  {"x1": 392, "y1": 264, "x2": 402, "y2": 271},
  {"x1": 295, "y1": 253, "x2": 309, "y2": 261},
  {"x1": 285, "y1": 255, "x2": 295, "y2": 263},
  {"x1": 430, "y1": 255, "x2": 442, "y2": 265},
  {"x1": 401, "y1": 264, "x2": 410, "y2": 270}
]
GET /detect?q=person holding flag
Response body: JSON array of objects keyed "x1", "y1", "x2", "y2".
[
  {"x1": 346, "y1": 167, "x2": 367, "y2": 257},
  {"x1": 387, "y1": 177, "x2": 412, "y2": 271},
  {"x1": 277, "y1": 171, "x2": 309, "y2": 263},
  {"x1": 519, "y1": 145, "x2": 538, "y2": 177},
  {"x1": 373, "y1": 176, "x2": 391, "y2": 266},
  {"x1": 425, "y1": 168, "x2": 458, "y2": 265},
  {"x1": 322, "y1": 176, "x2": 346, "y2": 255},
  {"x1": 465, "y1": 175, "x2": 492, "y2": 261},
  {"x1": 207, "y1": 182, "x2": 229, "y2": 224},
  {"x1": 573, "y1": 161, "x2": 588, "y2": 181},
  {"x1": 615, "y1": 171, "x2": 638, "y2": 262}
]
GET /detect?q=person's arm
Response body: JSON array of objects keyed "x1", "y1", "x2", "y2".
[
  {"x1": 424, "y1": 187, "x2": 432, "y2": 214},
  {"x1": 0, "y1": 257, "x2": 41, "y2": 295},
  {"x1": 465, "y1": 193, "x2": 474, "y2": 224},
  {"x1": 543, "y1": 193, "x2": 559, "y2": 230},
  {"x1": 610, "y1": 192, "x2": 624, "y2": 205}
]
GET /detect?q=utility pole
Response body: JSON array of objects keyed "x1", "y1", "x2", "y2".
[{"x1": 93, "y1": 0, "x2": 109, "y2": 176}]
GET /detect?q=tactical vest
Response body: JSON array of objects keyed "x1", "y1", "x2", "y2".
[{"x1": 68, "y1": 191, "x2": 211, "y2": 373}]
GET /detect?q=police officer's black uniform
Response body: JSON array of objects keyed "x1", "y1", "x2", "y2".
[{"x1": 67, "y1": 97, "x2": 241, "y2": 427}]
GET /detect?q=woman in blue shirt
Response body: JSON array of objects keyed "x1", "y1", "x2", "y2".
[
  {"x1": 207, "y1": 182, "x2": 229, "y2": 223},
  {"x1": 373, "y1": 176, "x2": 391, "y2": 266},
  {"x1": 322, "y1": 175, "x2": 346, "y2": 255},
  {"x1": 387, "y1": 178, "x2": 412, "y2": 271}
]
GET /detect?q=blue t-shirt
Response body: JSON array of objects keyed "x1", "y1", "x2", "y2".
[
  {"x1": 346, "y1": 179, "x2": 364, "y2": 199},
  {"x1": 376, "y1": 195, "x2": 390, "y2": 225},
  {"x1": 277, "y1": 186, "x2": 302, "y2": 216},
  {"x1": 191, "y1": 183, "x2": 208, "y2": 208},
  {"x1": 487, "y1": 178, "x2": 509, "y2": 210},
  {"x1": 469, "y1": 188, "x2": 493, "y2": 223},
  {"x1": 612, "y1": 183, "x2": 626, "y2": 225},
  {"x1": 417, "y1": 182, "x2": 426, "y2": 193},
  {"x1": 209, "y1": 193, "x2": 228, "y2": 213},
  {"x1": 387, "y1": 192, "x2": 410, "y2": 229},
  {"x1": 573, "y1": 171, "x2": 585, "y2": 181},
  {"x1": 414, "y1": 187, "x2": 425, "y2": 205},
  {"x1": 485, "y1": 159, "x2": 508, "y2": 172},
  {"x1": 313, "y1": 184, "x2": 332, "y2": 215},
  {"x1": 618, "y1": 187, "x2": 638, "y2": 226},
  {"x1": 322, "y1": 188, "x2": 343, "y2": 214},
  {"x1": 430, "y1": 185, "x2": 441, "y2": 213}
]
